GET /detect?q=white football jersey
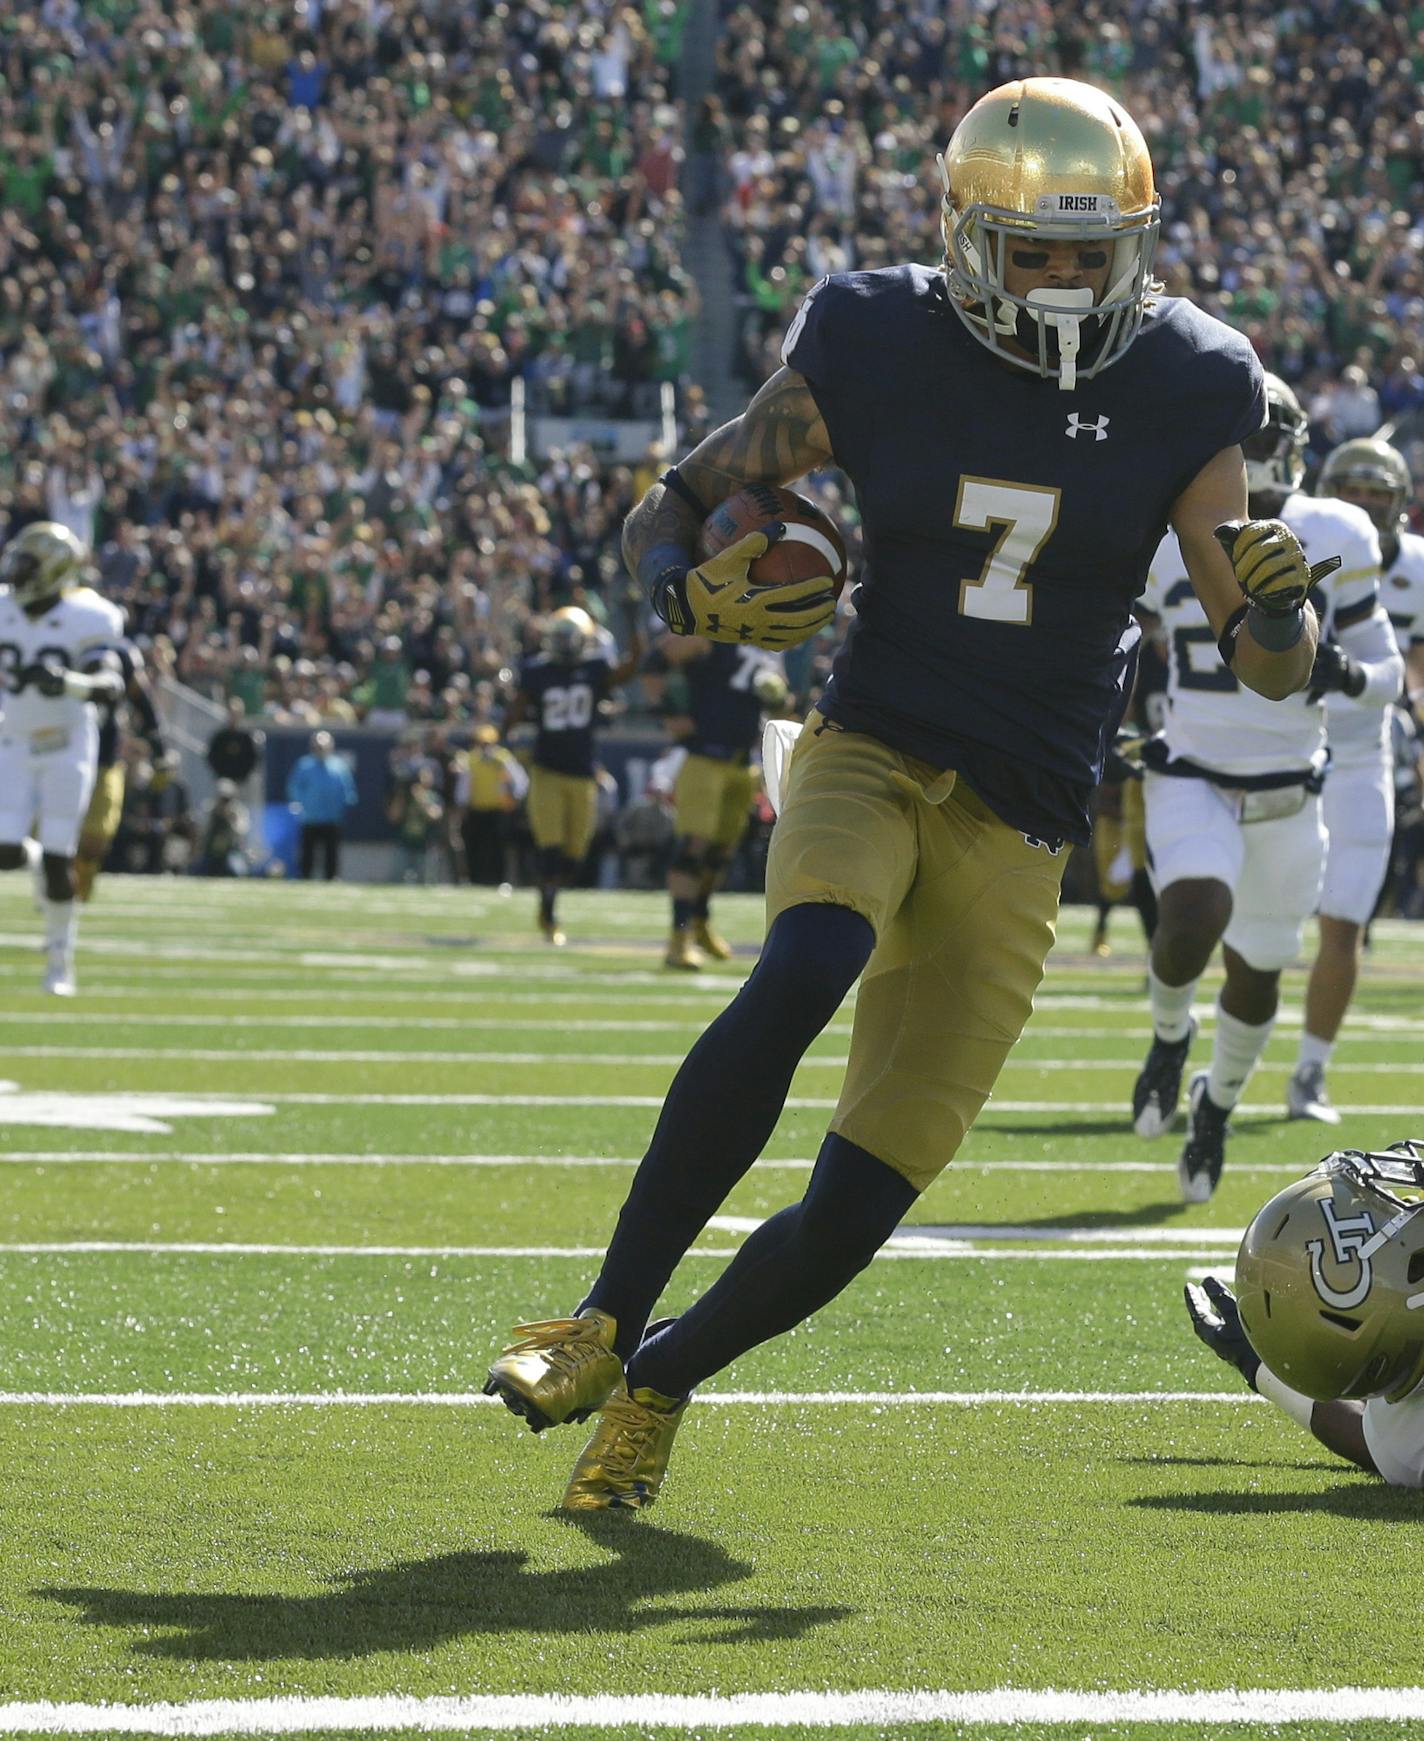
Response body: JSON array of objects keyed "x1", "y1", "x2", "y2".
[
  {"x1": 1141, "y1": 494, "x2": 1380, "y2": 776},
  {"x1": 1364, "y1": 1379, "x2": 1424, "y2": 1489},
  {"x1": 0, "y1": 585, "x2": 125, "y2": 747},
  {"x1": 1381, "y1": 528, "x2": 1424, "y2": 650},
  {"x1": 1323, "y1": 527, "x2": 1423, "y2": 764}
]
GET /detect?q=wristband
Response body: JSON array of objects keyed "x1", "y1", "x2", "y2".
[
  {"x1": 1217, "y1": 603, "x2": 1249, "y2": 667},
  {"x1": 1245, "y1": 602, "x2": 1305, "y2": 652},
  {"x1": 1256, "y1": 1364, "x2": 1315, "y2": 1429}
]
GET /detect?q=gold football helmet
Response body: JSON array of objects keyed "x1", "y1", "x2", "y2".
[
  {"x1": 1319, "y1": 437, "x2": 1412, "y2": 536},
  {"x1": 1242, "y1": 374, "x2": 1308, "y2": 510},
  {"x1": 1235, "y1": 1141, "x2": 1424, "y2": 1403},
  {"x1": 543, "y1": 605, "x2": 595, "y2": 663},
  {"x1": 937, "y1": 78, "x2": 1160, "y2": 390},
  {"x1": 0, "y1": 521, "x2": 87, "y2": 613}
]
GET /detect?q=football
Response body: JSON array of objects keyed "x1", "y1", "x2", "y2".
[{"x1": 698, "y1": 483, "x2": 849, "y2": 596}]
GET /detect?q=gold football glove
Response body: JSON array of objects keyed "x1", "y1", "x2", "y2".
[
  {"x1": 1213, "y1": 519, "x2": 1340, "y2": 617},
  {"x1": 657, "y1": 530, "x2": 837, "y2": 649}
]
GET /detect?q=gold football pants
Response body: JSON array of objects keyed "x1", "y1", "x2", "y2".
[
  {"x1": 1092, "y1": 778, "x2": 1146, "y2": 901},
  {"x1": 766, "y1": 713, "x2": 1069, "y2": 1191},
  {"x1": 527, "y1": 768, "x2": 598, "y2": 861},
  {"x1": 674, "y1": 753, "x2": 756, "y2": 849}
]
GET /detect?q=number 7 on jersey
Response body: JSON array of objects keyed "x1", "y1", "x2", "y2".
[{"x1": 955, "y1": 477, "x2": 1061, "y2": 626}]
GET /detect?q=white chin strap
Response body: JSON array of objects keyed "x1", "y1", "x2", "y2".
[{"x1": 1027, "y1": 287, "x2": 1095, "y2": 391}]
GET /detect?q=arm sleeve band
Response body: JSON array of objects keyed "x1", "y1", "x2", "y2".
[
  {"x1": 1255, "y1": 1364, "x2": 1315, "y2": 1429},
  {"x1": 659, "y1": 467, "x2": 707, "y2": 518}
]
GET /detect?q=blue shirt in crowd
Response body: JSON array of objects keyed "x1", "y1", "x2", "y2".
[{"x1": 287, "y1": 753, "x2": 357, "y2": 824}]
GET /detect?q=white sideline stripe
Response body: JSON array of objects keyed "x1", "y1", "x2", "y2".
[
  {"x1": 143, "y1": 1092, "x2": 1424, "y2": 1114},
  {"x1": 0, "y1": 1151, "x2": 1313, "y2": 1176},
  {"x1": 8, "y1": 1044, "x2": 1423, "y2": 1075},
  {"x1": 0, "y1": 1013, "x2": 756, "y2": 1034},
  {"x1": 0, "y1": 1152, "x2": 1293, "y2": 1176},
  {"x1": 8, "y1": 972, "x2": 1423, "y2": 1033},
  {"x1": 8, "y1": 1688, "x2": 1417, "y2": 1732},
  {"x1": 0, "y1": 1012, "x2": 1416, "y2": 1043},
  {"x1": 0, "y1": 1390, "x2": 1256, "y2": 1407},
  {"x1": 0, "y1": 1240, "x2": 1244, "y2": 1262},
  {"x1": 0, "y1": 1151, "x2": 814, "y2": 1170}
]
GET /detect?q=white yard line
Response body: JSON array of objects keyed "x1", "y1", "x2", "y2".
[
  {"x1": 0, "y1": 1152, "x2": 1313, "y2": 1174},
  {"x1": 0, "y1": 1239, "x2": 1245, "y2": 1262},
  {"x1": 158, "y1": 1091, "x2": 1424, "y2": 1114},
  {"x1": 11, "y1": 1685, "x2": 1424, "y2": 1734},
  {"x1": 0, "y1": 1390, "x2": 1255, "y2": 1407},
  {"x1": 5, "y1": 1043, "x2": 1420, "y2": 1073}
]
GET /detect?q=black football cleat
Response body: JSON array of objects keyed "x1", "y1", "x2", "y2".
[
  {"x1": 1132, "y1": 1017, "x2": 1197, "y2": 1139},
  {"x1": 1177, "y1": 1071, "x2": 1230, "y2": 1204}
]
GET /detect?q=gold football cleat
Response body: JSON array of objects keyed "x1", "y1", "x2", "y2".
[
  {"x1": 483, "y1": 1308, "x2": 622, "y2": 1433},
  {"x1": 693, "y1": 919, "x2": 734, "y2": 961},
  {"x1": 663, "y1": 929, "x2": 705, "y2": 972},
  {"x1": 562, "y1": 1382, "x2": 688, "y2": 1510},
  {"x1": 539, "y1": 917, "x2": 567, "y2": 947}
]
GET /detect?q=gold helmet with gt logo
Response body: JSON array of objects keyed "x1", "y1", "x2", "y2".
[
  {"x1": 937, "y1": 78, "x2": 1160, "y2": 391},
  {"x1": 1319, "y1": 437, "x2": 1412, "y2": 536},
  {"x1": 0, "y1": 520, "x2": 88, "y2": 614},
  {"x1": 1235, "y1": 1141, "x2": 1424, "y2": 1403}
]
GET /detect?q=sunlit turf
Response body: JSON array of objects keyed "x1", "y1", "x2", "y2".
[{"x1": 1, "y1": 876, "x2": 1423, "y2": 1735}]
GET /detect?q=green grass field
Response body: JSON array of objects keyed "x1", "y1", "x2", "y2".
[{"x1": 1, "y1": 874, "x2": 1422, "y2": 1739}]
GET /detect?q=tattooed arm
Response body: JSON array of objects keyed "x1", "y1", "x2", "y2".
[{"x1": 623, "y1": 368, "x2": 835, "y2": 621}]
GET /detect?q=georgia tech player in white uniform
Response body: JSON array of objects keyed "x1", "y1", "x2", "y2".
[
  {"x1": 1287, "y1": 439, "x2": 1424, "y2": 1124},
  {"x1": 0, "y1": 523, "x2": 126, "y2": 994},
  {"x1": 1131, "y1": 376, "x2": 1401, "y2": 1202}
]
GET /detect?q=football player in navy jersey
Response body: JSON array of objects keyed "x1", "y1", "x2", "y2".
[
  {"x1": 644, "y1": 635, "x2": 788, "y2": 970},
  {"x1": 485, "y1": 77, "x2": 1332, "y2": 1510},
  {"x1": 75, "y1": 639, "x2": 166, "y2": 902},
  {"x1": 508, "y1": 606, "x2": 644, "y2": 945}
]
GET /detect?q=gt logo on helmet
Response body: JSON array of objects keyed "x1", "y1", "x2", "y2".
[{"x1": 1307, "y1": 1199, "x2": 1379, "y2": 1310}]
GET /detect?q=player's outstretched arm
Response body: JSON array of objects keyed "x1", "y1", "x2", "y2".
[
  {"x1": 623, "y1": 369, "x2": 838, "y2": 646},
  {"x1": 1184, "y1": 1277, "x2": 1380, "y2": 1476},
  {"x1": 1170, "y1": 444, "x2": 1318, "y2": 701}
]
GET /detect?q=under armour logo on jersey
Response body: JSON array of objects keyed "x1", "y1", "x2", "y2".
[{"x1": 1065, "y1": 413, "x2": 1111, "y2": 441}]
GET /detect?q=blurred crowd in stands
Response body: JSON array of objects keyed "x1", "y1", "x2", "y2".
[{"x1": 2, "y1": 0, "x2": 1423, "y2": 899}]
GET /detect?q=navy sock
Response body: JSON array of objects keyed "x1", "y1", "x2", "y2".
[
  {"x1": 579, "y1": 903, "x2": 875, "y2": 1358},
  {"x1": 626, "y1": 1133, "x2": 918, "y2": 1397},
  {"x1": 671, "y1": 896, "x2": 695, "y2": 930},
  {"x1": 693, "y1": 891, "x2": 711, "y2": 919}
]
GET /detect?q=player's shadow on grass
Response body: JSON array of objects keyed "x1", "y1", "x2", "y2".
[
  {"x1": 36, "y1": 1513, "x2": 853, "y2": 1662},
  {"x1": 1129, "y1": 1483, "x2": 1416, "y2": 1520}
]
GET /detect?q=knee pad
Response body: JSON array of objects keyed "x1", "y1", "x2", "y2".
[
  {"x1": 42, "y1": 853, "x2": 76, "y2": 903},
  {"x1": 700, "y1": 843, "x2": 729, "y2": 877}
]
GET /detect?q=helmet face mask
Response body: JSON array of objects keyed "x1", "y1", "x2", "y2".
[
  {"x1": 0, "y1": 521, "x2": 87, "y2": 614},
  {"x1": 1319, "y1": 438, "x2": 1412, "y2": 537},
  {"x1": 1236, "y1": 1141, "x2": 1424, "y2": 1404},
  {"x1": 938, "y1": 78, "x2": 1161, "y2": 391},
  {"x1": 1243, "y1": 374, "x2": 1308, "y2": 511}
]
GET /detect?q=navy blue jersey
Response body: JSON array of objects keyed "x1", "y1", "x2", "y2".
[
  {"x1": 783, "y1": 264, "x2": 1265, "y2": 844},
  {"x1": 683, "y1": 644, "x2": 783, "y2": 761},
  {"x1": 97, "y1": 642, "x2": 145, "y2": 768},
  {"x1": 519, "y1": 652, "x2": 614, "y2": 777}
]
